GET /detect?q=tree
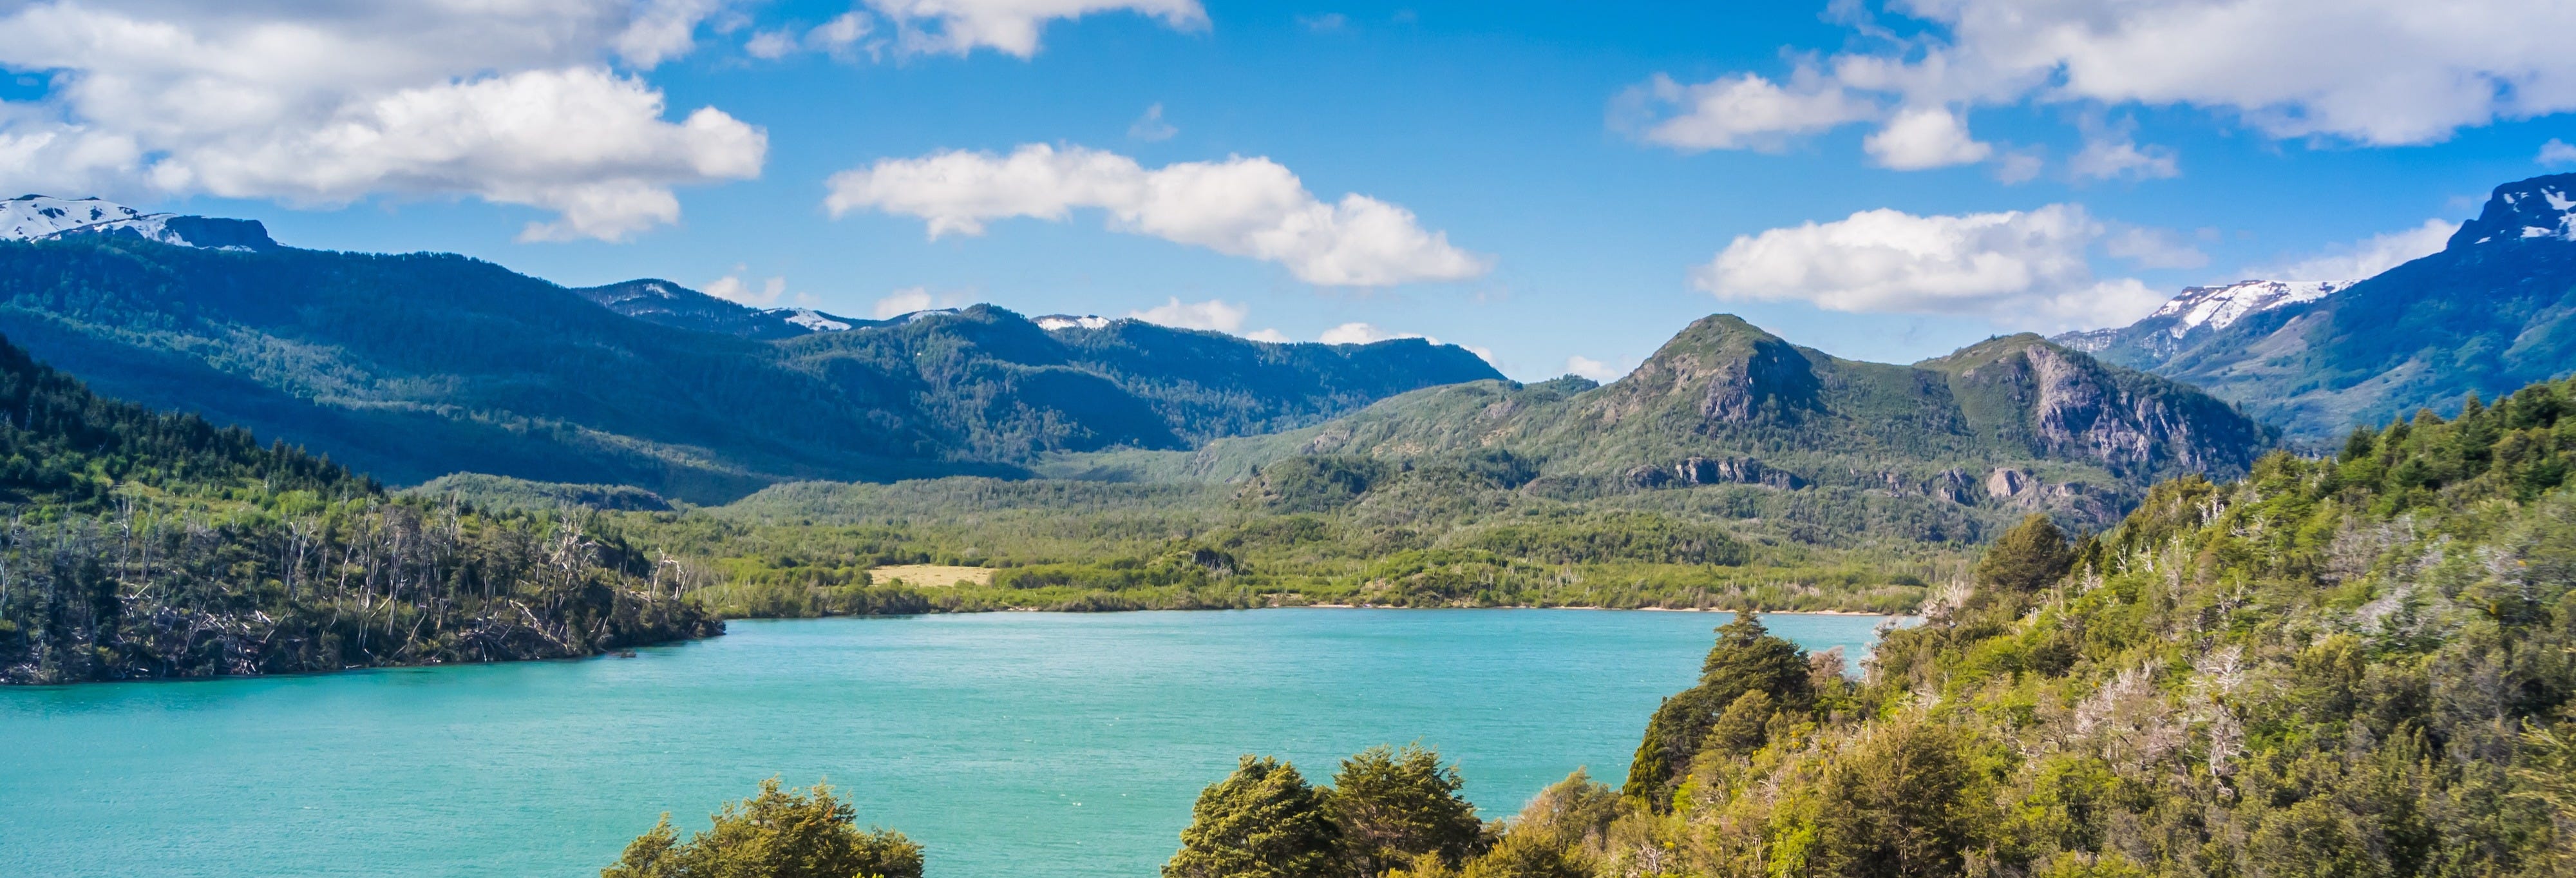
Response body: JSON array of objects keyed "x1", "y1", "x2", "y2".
[
  {"x1": 1329, "y1": 745, "x2": 1486, "y2": 875},
  {"x1": 1624, "y1": 613, "x2": 1812, "y2": 803},
  {"x1": 1971, "y1": 514, "x2": 2074, "y2": 604},
  {"x1": 600, "y1": 778, "x2": 922, "y2": 878},
  {"x1": 1166, "y1": 756, "x2": 1343, "y2": 878}
]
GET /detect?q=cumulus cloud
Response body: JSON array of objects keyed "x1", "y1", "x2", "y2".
[
  {"x1": 748, "y1": 12, "x2": 875, "y2": 61},
  {"x1": 1128, "y1": 103, "x2": 1178, "y2": 142},
  {"x1": 1565, "y1": 356, "x2": 1627, "y2": 383},
  {"x1": 706, "y1": 271, "x2": 786, "y2": 306},
  {"x1": 0, "y1": 1, "x2": 765, "y2": 241},
  {"x1": 2069, "y1": 137, "x2": 2181, "y2": 182},
  {"x1": 1630, "y1": 0, "x2": 2576, "y2": 163},
  {"x1": 1242, "y1": 328, "x2": 1292, "y2": 343},
  {"x1": 2102, "y1": 226, "x2": 2208, "y2": 270},
  {"x1": 864, "y1": 0, "x2": 1206, "y2": 57},
  {"x1": 1862, "y1": 106, "x2": 1992, "y2": 169},
  {"x1": 1129, "y1": 296, "x2": 1246, "y2": 332},
  {"x1": 825, "y1": 144, "x2": 1491, "y2": 286},
  {"x1": 1692, "y1": 204, "x2": 2169, "y2": 331},
  {"x1": 1319, "y1": 321, "x2": 1421, "y2": 345},
  {"x1": 2543, "y1": 139, "x2": 2576, "y2": 166},
  {"x1": 2252, "y1": 218, "x2": 2459, "y2": 282},
  {"x1": 1623, "y1": 70, "x2": 1878, "y2": 152}
]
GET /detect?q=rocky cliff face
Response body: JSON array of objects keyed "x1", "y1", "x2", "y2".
[{"x1": 1923, "y1": 334, "x2": 2271, "y2": 480}]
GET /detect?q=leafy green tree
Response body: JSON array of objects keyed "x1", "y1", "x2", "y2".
[
  {"x1": 1166, "y1": 756, "x2": 1342, "y2": 878},
  {"x1": 1624, "y1": 613, "x2": 1812, "y2": 803},
  {"x1": 601, "y1": 778, "x2": 921, "y2": 878},
  {"x1": 1328, "y1": 745, "x2": 1486, "y2": 875},
  {"x1": 1969, "y1": 514, "x2": 2074, "y2": 604}
]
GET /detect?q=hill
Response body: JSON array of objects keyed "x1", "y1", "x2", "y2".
[
  {"x1": 0, "y1": 332, "x2": 715, "y2": 683},
  {"x1": 0, "y1": 218, "x2": 1501, "y2": 502},
  {"x1": 2061, "y1": 173, "x2": 2576, "y2": 442},
  {"x1": 1058, "y1": 316, "x2": 2274, "y2": 535}
]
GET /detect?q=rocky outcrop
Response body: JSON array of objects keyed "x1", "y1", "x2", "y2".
[{"x1": 1626, "y1": 455, "x2": 1804, "y2": 490}]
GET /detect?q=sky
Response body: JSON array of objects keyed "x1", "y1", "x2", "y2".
[{"x1": 2, "y1": 0, "x2": 2573, "y2": 381}]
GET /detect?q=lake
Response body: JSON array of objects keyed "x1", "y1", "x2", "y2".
[{"x1": 0, "y1": 609, "x2": 1893, "y2": 877}]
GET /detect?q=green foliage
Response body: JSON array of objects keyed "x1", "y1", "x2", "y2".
[
  {"x1": 1624, "y1": 612, "x2": 1815, "y2": 804},
  {"x1": 1328, "y1": 745, "x2": 1487, "y2": 875},
  {"x1": 1968, "y1": 513, "x2": 2074, "y2": 611},
  {"x1": 1166, "y1": 756, "x2": 1343, "y2": 878},
  {"x1": 601, "y1": 779, "x2": 921, "y2": 878}
]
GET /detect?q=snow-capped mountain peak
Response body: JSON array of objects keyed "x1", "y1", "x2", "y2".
[
  {"x1": 1, "y1": 195, "x2": 276, "y2": 251},
  {"x1": 2145, "y1": 279, "x2": 2351, "y2": 337},
  {"x1": 1034, "y1": 314, "x2": 1113, "y2": 331},
  {"x1": 2456, "y1": 173, "x2": 2576, "y2": 246}
]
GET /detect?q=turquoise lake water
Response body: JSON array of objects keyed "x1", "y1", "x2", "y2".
[{"x1": 0, "y1": 608, "x2": 1891, "y2": 877}]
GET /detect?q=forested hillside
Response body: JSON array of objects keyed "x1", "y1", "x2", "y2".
[
  {"x1": 0, "y1": 333, "x2": 716, "y2": 683},
  {"x1": 1147, "y1": 375, "x2": 2576, "y2": 877},
  {"x1": 1061, "y1": 316, "x2": 2273, "y2": 535},
  {"x1": 0, "y1": 236, "x2": 1499, "y2": 502}
]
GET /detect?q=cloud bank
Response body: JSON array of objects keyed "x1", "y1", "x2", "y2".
[
  {"x1": 1627, "y1": 0, "x2": 2576, "y2": 173},
  {"x1": 825, "y1": 144, "x2": 1490, "y2": 286},
  {"x1": 1692, "y1": 204, "x2": 2170, "y2": 331},
  {"x1": 0, "y1": 1, "x2": 766, "y2": 241}
]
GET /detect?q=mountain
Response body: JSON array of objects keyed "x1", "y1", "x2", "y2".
[
  {"x1": 2059, "y1": 173, "x2": 2576, "y2": 441},
  {"x1": 1079, "y1": 316, "x2": 2273, "y2": 532},
  {"x1": 2054, "y1": 279, "x2": 2352, "y2": 361},
  {"x1": 0, "y1": 215, "x2": 1502, "y2": 502},
  {"x1": 572, "y1": 278, "x2": 876, "y2": 340},
  {"x1": 3, "y1": 195, "x2": 278, "y2": 251}
]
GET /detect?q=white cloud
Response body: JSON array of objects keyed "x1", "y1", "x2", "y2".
[
  {"x1": 826, "y1": 144, "x2": 1491, "y2": 286},
  {"x1": 748, "y1": 12, "x2": 875, "y2": 61},
  {"x1": 1319, "y1": 321, "x2": 1419, "y2": 345},
  {"x1": 0, "y1": 1, "x2": 764, "y2": 242},
  {"x1": 1633, "y1": 0, "x2": 2576, "y2": 161},
  {"x1": 2069, "y1": 137, "x2": 2181, "y2": 182},
  {"x1": 2103, "y1": 225, "x2": 2208, "y2": 269},
  {"x1": 1993, "y1": 149, "x2": 2044, "y2": 184},
  {"x1": 864, "y1": 0, "x2": 1206, "y2": 57},
  {"x1": 2543, "y1": 138, "x2": 2576, "y2": 166},
  {"x1": 1624, "y1": 70, "x2": 1878, "y2": 152},
  {"x1": 1564, "y1": 356, "x2": 1627, "y2": 382},
  {"x1": 2252, "y1": 218, "x2": 2459, "y2": 282},
  {"x1": 1128, "y1": 296, "x2": 1245, "y2": 332},
  {"x1": 1242, "y1": 328, "x2": 1292, "y2": 343},
  {"x1": 1128, "y1": 103, "x2": 1177, "y2": 142},
  {"x1": 706, "y1": 271, "x2": 786, "y2": 306},
  {"x1": 1692, "y1": 204, "x2": 2168, "y2": 331},
  {"x1": 1862, "y1": 106, "x2": 1992, "y2": 169}
]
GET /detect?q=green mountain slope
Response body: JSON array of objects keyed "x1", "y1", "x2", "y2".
[
  {"x1": 1063, "y1": 316, "x2": 2273, "y2": 534},
  {"x1": 2070, "y1": 173, "x2": 2576, "y2": 443},
  {"x1": 0, "y1": 235, "x2": 1499, "y2": 502},
  {"x1": 0, "y1": 332, "x2": 715, "y2": 683}
]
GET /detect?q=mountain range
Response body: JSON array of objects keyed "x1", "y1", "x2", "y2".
[
  {"x1": 1063, "y1": 316, "x2": 2271, "y2": 533},
  {"x1": 2060, "y1": 173, "x2": 2576, "y2": 441},
  {"x1": 0, "y1": 206, "x2": 1501, "y2": 502}
]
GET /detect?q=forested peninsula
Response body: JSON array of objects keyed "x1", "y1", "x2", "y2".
[{"x1": 0, "y1": 338, "x2": 715, "y2": 684}]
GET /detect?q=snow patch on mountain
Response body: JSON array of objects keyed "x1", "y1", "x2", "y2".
[
  {"x1": 2465, "y1": 177, "x2": 2576, "y2": 245},
  {"x1": 1035, "y1": 314, "x2": 1113, "y2": 331},
  {"x1": 774, "y1": 309, "x2": 852, "y2": 332},
  {"x1": 3, "y1": 195, "x2": 275, "y2": 251},
  {"x1": 2146, "y1": 280, "x2": 2351, "y2": 337}
]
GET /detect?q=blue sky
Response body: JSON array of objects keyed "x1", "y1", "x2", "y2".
[{"x1": 4, "y1": 0, "x2": 2571, "y2": 380}]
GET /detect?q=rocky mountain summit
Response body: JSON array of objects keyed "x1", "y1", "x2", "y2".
[{"x1": 2061, "y1": 172, "x2": 2576, "y2": 441}]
